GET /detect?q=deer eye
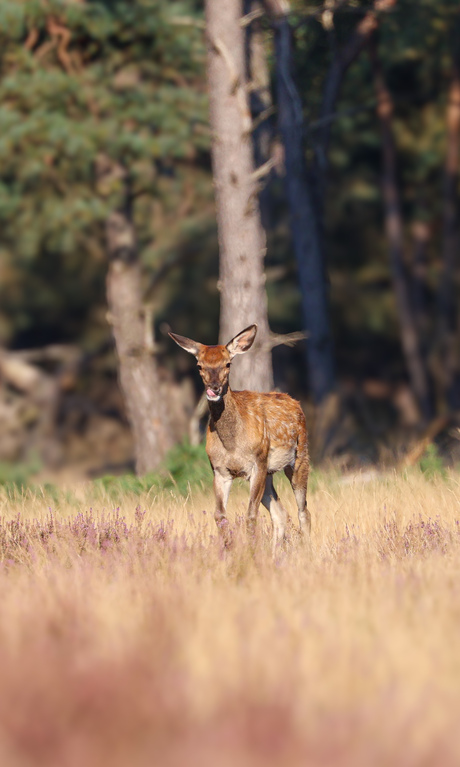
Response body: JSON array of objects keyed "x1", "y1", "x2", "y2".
[
  {"x1": 226, "y1": 363, "x2": 231, "y2": 369},
  {"x1": 197, "y1": 364, "x2": 202, "y2": 371}
]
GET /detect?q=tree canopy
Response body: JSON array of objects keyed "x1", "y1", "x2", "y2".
[{"x1": 0, "y1": 0, "x2": 211, "y2": 349}]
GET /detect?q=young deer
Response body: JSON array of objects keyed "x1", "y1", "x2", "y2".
[{"x1": 169, "y1": 324, "x2": 310, "y2": 553}]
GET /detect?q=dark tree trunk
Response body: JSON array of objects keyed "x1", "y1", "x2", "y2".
[
  {"x1": 205, "y1": 0, "x2": 273, "y2": 393},
  {"x1": 411, "y1": 220, "x2": 431, "y2": 363},
  {"x1": 258, "y1": 0, "x2": 397, "y2": 409},
  {"x1": 273, "y1": 16, "x2": 336, "y2": 405},
  {"x1": 244, "y1": 0, "x2": 276, "y2": 232},
  {"x1": 370, "y1": 39, "x2": 432, "y2": 422},
  {"x1": 312, "y1": 0, "x2": 396, "y2": 230},
  {"x1": 439, "y1": 23, "x2": 460, "y2": 410},
  {"x1": 106, "y1": 207, "x2": 174, "y2": 474}
]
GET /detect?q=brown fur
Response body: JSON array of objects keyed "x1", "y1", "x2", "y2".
[{"x1": 169, "y1": 325, "x2": 310, "y2": 552}]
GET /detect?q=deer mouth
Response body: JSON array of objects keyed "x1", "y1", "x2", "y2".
[{"x1": 206, "y1": 388, "x2": 222, "y2": 402}]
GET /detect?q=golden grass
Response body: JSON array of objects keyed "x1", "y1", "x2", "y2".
[{"x1": 0, "y1": 469, "x2": 459, "y2": 765}]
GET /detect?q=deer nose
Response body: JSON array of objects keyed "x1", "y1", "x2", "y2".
[
  {"x1": 206, "y1": 380, "x2": 222, "y2": 394},
  {"x1": 206, "y1": 385, "x2": 222, "y2": 401}
]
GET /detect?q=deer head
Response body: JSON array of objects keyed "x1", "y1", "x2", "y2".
[{"x1": 169, "y1": 324, "x2": 257, "y2": 402}]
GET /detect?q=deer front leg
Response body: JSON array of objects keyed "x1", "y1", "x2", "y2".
[
  {"x1": 213, "y1": 470, "x2": 233, "y2": 547},
  {"x1": 247, "y1": 464, "x2": 268, "y2": 540}
]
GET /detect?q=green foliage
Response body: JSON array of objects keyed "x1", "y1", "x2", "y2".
[
  {"x1": 279, "y1": 0, "x2": 459, "y2": 382},
  {"x1": 0, "y1": 439, "x2": 212, "y2": 502},
  {"x1": 0, "y1": 0, "x2": 458, "y2": 441},
  {"x1": 0, "y1": 0, "x2": 213, "y2": 348},
  {"x1": 0, "y1": 457, "x2": 40, "y2": 496},
  {"x1": 96, "y1": 439, "x2": 212, "y2": 500},
  {"x1": 162, "y1": 439, "x2": 212, "y2": 493},
  {"x1": 418, "y1": 443, "x2": 447, "y2": 480}
]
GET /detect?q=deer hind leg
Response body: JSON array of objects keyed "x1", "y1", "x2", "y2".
[
  {"x1": 247, "y1": 464, "x2": 268, "y2": 540},
  {"x1": 261, "y1": 475, "x2": 287, "y2": 556},
  {"x1": 285, "y1": 451, "x2": 310, "y2": 538},
  {"x1": 213, "y1": 471, "x2": 233, "y2": 547}
]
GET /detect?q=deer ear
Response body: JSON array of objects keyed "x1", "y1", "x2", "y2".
[
  {"x1": 226, "y1": 324, "x2": 258, "y2": 359},
  {"x1": 168, "y1": 331, "x2": 202, "y2": 358}
]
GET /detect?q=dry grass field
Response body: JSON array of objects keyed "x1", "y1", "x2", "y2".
[{"x1": 0, "y1": 467, "x2": 460, "y2": 766}]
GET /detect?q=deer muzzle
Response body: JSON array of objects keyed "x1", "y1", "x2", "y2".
[{"x1": 206, "y1": 387, "x2": 222, "y2": 401}]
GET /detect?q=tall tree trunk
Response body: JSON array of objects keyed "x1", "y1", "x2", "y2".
[
  {"x1": 260, "y1": 0, "x2": 395, "y2": 407},
  {"x1": 106, "y1": 206, "x2": 174, "y2": 474},
  {"x1": 272, "y1": 14, "x2": 336, "y2": 404},
  {"x1": 370, "y1": 38, "x2": 432, "y2": 422},
  {"x1": 439, "y1": 22, "x2": 460, "y2": 410},
  {"x1": 205, "y1": 0, "x2": 273, "y2": 393}
]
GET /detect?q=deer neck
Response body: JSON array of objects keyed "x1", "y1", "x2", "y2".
[{"x1": 207, "y1": 387, "x2": 240, "y2": 447}]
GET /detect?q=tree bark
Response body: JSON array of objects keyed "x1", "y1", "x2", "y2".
[
  {"x1": 106, "y1": 207, "x2": 174, "y2": 474},
  {"x1": 370, "y1": 39, "x2": 432, "y2": 422},
  {"x1": 205, "y1": 0, "x2": 273, "y2": 392},
  {"x1": 439, "y1": 22, "x2": 460, "y2": 410},
  {"x1": 273, "y1": 14, "x2": 336, "y2": 404}
]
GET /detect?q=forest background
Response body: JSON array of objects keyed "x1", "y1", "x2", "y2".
[{"x1": 0, "y1": 0, "x2": 459, "y2": 484}]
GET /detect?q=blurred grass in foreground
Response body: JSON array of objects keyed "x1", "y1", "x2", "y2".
[{"x1": 0, "y1": 469, "x2": 459, "y2": 764}]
